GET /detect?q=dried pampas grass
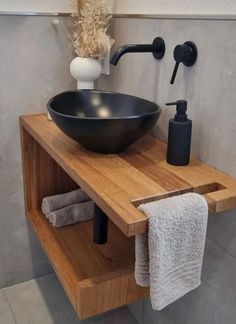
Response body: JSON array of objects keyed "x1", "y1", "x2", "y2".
[{"x1": 73, "y1": 0, "x2": 113, "y2": 58}]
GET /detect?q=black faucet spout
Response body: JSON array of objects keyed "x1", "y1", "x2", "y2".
[
  {"x1": 110, "y1": 37, "x2": 165, "y2": 65},
  {"x1": 110, "y1": 44, "x2": 153, "y2": 65}
]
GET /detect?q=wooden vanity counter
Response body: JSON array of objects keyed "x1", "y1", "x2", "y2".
[
  {"x1": 21, "y1": 114, "x2": 236, "y2": 236},
  {"x1": 20, "y1": 114, "x2": 236, "y2": 319}
]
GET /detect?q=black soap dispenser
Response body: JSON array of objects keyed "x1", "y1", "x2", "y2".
[{"x1": 166, "y1": 100, "x2": 192, "y2": 166}]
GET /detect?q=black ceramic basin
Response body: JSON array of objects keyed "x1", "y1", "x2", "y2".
[{"x1": 48, "y1": 90, "x2": 161, "y2": 154}]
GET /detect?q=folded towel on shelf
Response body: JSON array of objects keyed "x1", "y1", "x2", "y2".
[
  {"x1": 135, "y1": 193, "x2": 208, "y2": 311},
  {"x1": 41, "y1": 189, "x2": 90, "y2": 217},
  {"x1": 48, "y1": 200, "x2": 94, "y2": 228}
]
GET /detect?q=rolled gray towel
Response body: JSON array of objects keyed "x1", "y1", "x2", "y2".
[
  {"x1": 48, "y1": 201, "x2": 94, "y2": 228},
  {"x1": 42, "y1": 189, "x2": 90, "y2": 217}
]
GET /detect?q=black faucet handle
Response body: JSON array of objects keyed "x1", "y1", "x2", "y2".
[
  {"x1": 170, "y1": 41, "x2": 198, "y2": 84},
  {"x1": 170, "y1": 62, "x2": 180, "y2": 85}
]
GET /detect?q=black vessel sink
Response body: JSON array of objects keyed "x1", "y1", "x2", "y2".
[{"x1": 48, "y1": 90, "x2": 161, "y2": 154}]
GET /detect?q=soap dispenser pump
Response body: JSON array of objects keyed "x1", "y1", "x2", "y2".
[{"x1": 166, "y1": 100, "x2": 192, "y2": 166}]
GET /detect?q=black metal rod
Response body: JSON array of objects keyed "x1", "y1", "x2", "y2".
[
  {"x1": 110, "y1": 44, "x2": 153, "y2": 65},
  {"x1": 170, "y1": 61, "x2": 180, "y2": 84},
  {"x1": 110, "y1": 37, "x2": 165, "y2": 65},
  {"x1": 93, "y1": 205, "x2": 108, "y2": 244}
]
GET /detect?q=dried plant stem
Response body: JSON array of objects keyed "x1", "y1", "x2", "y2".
[
  {"x1": 73, "y1": 0, "x2": 112, "y2": 59},
  {"x1": 77, "y1": 0, "x2": 84, "y2": 18}
]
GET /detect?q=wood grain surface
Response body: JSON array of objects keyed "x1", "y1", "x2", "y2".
[{"x1": 20, "y1": 114, "x2": 236, "y2": 236}]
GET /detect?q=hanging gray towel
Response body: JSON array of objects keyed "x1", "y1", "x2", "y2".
[{"x1": 135, "y1": 193, "x2": 208, "y2": 310}]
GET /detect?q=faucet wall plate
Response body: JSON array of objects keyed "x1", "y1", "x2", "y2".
[
  {"x1": 152, "y1": 37, "x2": 166, "y2": 60},
  {"x1": 181, "y1": 41, "x2": 198, "y2": 66}
]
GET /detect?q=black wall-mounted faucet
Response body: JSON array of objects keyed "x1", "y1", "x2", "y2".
[
  {"x1": 110, "y1": 37, "x2": 165, "y2": 65},
  {"x1": 170, "y1": 41, "x2": 198, "y2": 84}
]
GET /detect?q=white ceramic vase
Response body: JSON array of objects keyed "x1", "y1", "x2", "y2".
[{"x1": 70, "y1": 57, "x2": 102, "y2": 89}]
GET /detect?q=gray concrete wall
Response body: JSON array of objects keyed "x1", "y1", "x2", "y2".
[
  {"x1": 1, "y1": 13, "x2": 236, "y2": 324},
  {"x1": 97, "y1": 17, "x2": 236, "y2": 324},
  {"x1": 0, "y1": 15, "x2": 75, "y2": 288}
]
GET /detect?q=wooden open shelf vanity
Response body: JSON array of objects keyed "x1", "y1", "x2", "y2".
[{"x1": 20, "y1": 114, "x2": 236, "y2": 319}]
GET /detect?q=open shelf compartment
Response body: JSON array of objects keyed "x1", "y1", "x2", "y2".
[{"x1": 20, "y1": 122, "x2": 148, "y2": 319}]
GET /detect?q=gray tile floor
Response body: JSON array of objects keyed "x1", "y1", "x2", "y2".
[{"x1": 0, "y1": 274, "x2": 138, "y2": 324}]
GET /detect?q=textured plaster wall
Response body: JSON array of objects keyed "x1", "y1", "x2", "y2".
[{"x1": 0, "y1": 15, "x2": 75, "y2": 288}]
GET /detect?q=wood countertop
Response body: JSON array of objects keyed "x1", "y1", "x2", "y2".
[{"x1": 20, "y1": 114, "x2": 236, "y2": 237}]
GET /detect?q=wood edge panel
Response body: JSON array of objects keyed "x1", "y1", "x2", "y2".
[
  {"x1": 126, "y1": 218, "x2": 147, "y2": 236},
  {"x1": 77, "y1": 267, "x2": 134, "y2": 288},
  {"x1": 27, "y1": 210, "x2": 78, "y2": 308},
  {"x1": 20, "y1": 123, "x2": 89, "y2": 308},
  {"x1": 208, "y1": 189, "x2": 236, "y2": 213},
  {"x1": 20, "y1": 120, "x2": 32, "y2": 213},
  {"x1": 76, "y1": 268, "x2": 149, "y2": 319}
]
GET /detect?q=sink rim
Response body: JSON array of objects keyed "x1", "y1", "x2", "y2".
[{"x1": 47, "y1": 89, "x2": 161, "y2": 120}]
